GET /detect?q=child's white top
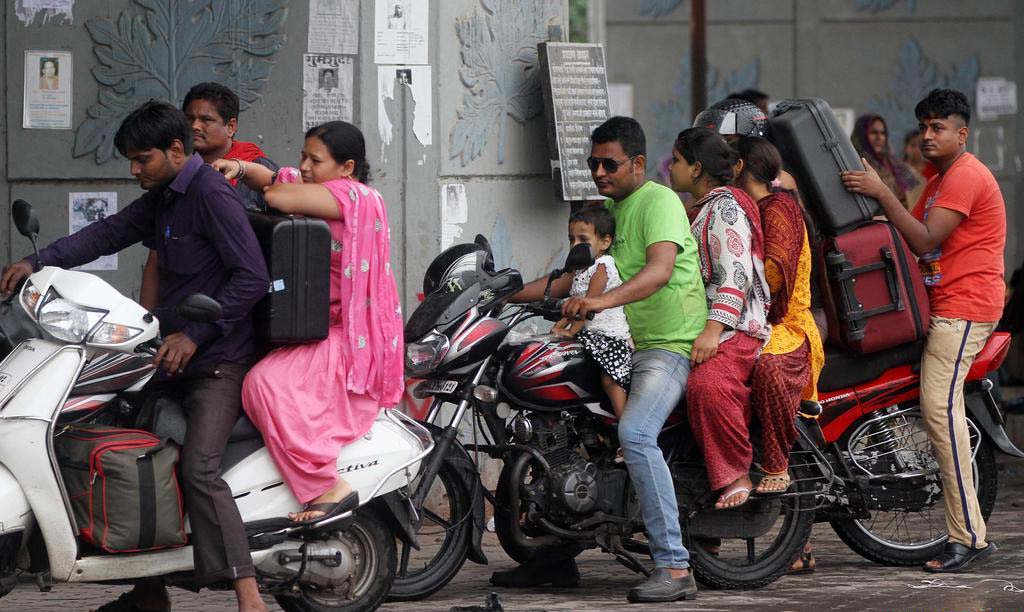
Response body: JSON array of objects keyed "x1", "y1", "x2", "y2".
[{"x1": 570, "y1": 254, "x2": 631, "y2": 341}]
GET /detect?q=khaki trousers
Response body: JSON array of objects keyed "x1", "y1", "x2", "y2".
[{"x1": 919, "y1": 316, "x2": 996, "y2": 549}]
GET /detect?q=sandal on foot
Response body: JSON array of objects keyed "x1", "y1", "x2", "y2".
[
  {"x1": 788, "y1": 551, "x2": 815, "y2": 575},
  {"x1": 291, "y1": 491, "x2": 360, "y2": 526},
  {"x1": 91, "y1": 592, "x2": 170, "y2": 612},
  {"x1": 714, "y1": 486, "x2": 751, "y2": 510},
  {"x1": 756, "y1": 472, "x2": 791, "y2": 495},
  {"x1": 923, "y1": 541, "x2": 997, "y2": 573}
]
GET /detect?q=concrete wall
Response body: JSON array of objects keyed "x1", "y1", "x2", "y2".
[
  {"x1": 1, "y1": 0, "x2": 571, "y2": 314},
  {"x1": 601, "y1": 0, "x2": 1023, "y2": 270}
]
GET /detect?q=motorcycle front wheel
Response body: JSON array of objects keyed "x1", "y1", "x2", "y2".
[
  {"x1": 273, "y1": 511, "x2": 395, "y2": 612},
  {"x1": 830, "y1": 417, "x2": 997, "y2": 566},
  {"x1": 386, "y1": 438, "x2": 474, "y2": 602}
]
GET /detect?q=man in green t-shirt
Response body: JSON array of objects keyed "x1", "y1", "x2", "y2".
[
  {"x1": 569, "y1": 116, "x2": 705, "y2": 603},
  {"x1": 493, "y1": 117, "x2": 705, "y2": 603}
]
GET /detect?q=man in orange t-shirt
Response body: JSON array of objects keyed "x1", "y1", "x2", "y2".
[{"x1": 842, "y1": 88, "x2": 1004, "y2": 574}]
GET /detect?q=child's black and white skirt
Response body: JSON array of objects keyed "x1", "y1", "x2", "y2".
[{"x1": 577, "y1": 328, "x2": 632, "y2": 389}]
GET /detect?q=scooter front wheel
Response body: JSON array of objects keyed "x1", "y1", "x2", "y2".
[{"x1": 273, "y1": 510, "x2": 395, "y2": 612}]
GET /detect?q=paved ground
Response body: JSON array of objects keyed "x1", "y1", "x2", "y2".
[{"x1": 6, "y1": 437, "x2": 1024, "y2": 611}]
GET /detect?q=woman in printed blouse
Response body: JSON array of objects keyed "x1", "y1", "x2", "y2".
[{"x1": 669, "y1": 127, "x2": 771, "y2": 510}]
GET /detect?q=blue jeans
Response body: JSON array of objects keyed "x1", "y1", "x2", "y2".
[{"x1": 618, "y1": 348, "x2": 691, "y2": 570}]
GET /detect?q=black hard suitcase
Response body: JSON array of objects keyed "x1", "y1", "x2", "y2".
[
  {"x1": 247, "y1": 213, "x2": 331, "y2": 344},
  {"x1": 769, "y1": 98, "x2": 880, "y2": 235}
]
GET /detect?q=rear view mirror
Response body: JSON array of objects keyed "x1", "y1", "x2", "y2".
[
  {"x1": 563, "y1": 243, "x2": 595, "y2": 273},
  {"x1": 12, "y1": 200, "x2": 39, "y2": 241},
  {"x1": 176, "y1": 293, "x2": 222, "y2": 323}
]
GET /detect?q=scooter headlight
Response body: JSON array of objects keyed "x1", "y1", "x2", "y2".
[
  {"x1": 36, "y1": 288, "x2": 108, "y2": 343},
  {"x1": 405, "y1": 331, "x2": 450, "y2": 376}
]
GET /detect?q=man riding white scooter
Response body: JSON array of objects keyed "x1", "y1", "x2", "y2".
[{"x1": 1, "y1": 101, "x2": 271, "y2": 612}]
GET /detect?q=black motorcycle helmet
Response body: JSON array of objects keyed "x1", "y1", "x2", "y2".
[
  {"x1": 693, "y1": 98, "x2": 768, "y2": 138},
  {"x1": 422, "y1": 241, "x2": 495, "y2": 296}
]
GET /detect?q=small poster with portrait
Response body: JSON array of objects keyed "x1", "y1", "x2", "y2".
[
  {"x1": 23, "y1": 50, "x2": 72, "y2": 129},
  {"x1": 68, "y1": 192, "x2": 118, "y2": 271},
  {"x1": 302, "y1": 54, "x2": 355, "y2": 130}
]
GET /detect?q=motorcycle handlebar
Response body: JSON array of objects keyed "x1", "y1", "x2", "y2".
[
  {"x1": 137, "y1": 336, "x2": 163, "y2": 356},
  {"x1": 524, "y1": 299, "x2": 595, "y2": 322}
]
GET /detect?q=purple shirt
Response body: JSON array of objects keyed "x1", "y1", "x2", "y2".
[{"x1": 31, "y1": 154, "x2": 269, "y2": 376}]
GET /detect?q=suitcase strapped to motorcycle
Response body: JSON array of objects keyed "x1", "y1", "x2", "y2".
[
  {"x1": 55, "y1": 425, "x2": 186, "y2": 553},
  {"x1": 248, "y1": 212, "x2": 332, "y2": 344},
  {"x1": 769, "y1": 97, "x2": 880, "y2": 235},
  {"x1": 819, "y1": 221, "x2": 930, "y2": 354}
]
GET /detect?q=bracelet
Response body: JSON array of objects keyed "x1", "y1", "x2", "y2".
[
  {"x1": 231, "y1": 158, "x2": 246, "y2": 179},
  {"x1": 270, "y1": 170, "x2": 280, "y2": 184}
]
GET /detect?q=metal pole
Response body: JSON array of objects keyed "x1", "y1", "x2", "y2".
[{"x1": 690, "y1": 0, "x2": 707, "y2": 119}]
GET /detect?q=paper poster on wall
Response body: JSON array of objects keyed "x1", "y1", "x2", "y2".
[
  {"x1": 302, "y1": 54, "x2": 354, "y2": 130},
  {"x1": 440, "y1": 183, "x2": 468, "y2": 250},
  {"x1": 607, "y1": 83, "x2": 634, "y2": 118},
  {"x1": 976, "y1": 77, "x2": 1017, "y2": 121},
  {"x1": 374, "y1": 0, "x2": 428, "y2": 65},
  {"x1": 23, "y1": 50, "x2": 72, "y2": 129},
  {"x1": 377, "y1": 65, "x2": 433, "y2": 147},
  {"x1": 308, "y1": 0, "x2": 359, "y2": 55},
  {"x1": 68, "y1": 192, "x2": 117, "y2": 271},
  {"x1": 15, "y1": 0, "x2": 74, "y2": 26},
  {"x1": 832, "y1": 107, "x2": 855, "y2": 138}
]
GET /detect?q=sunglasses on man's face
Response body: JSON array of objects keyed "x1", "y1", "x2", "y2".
[{"x1": 587, "y1": 155, "x2": 636, "y2": 174}]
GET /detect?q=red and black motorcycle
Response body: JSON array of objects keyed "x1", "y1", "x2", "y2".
[{"x1": 392, "y1": 235, "x2": 1023, "y2": 598}]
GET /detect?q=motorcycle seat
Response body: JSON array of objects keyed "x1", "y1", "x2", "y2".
[{"x1": 818, "y1": 341, "x2": 924, "y2": 393}]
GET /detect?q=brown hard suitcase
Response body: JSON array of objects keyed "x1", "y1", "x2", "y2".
[
  {"x1": 819, "y1": 221, "x2": 930, "y2": 353},
  {"x1": 248, "y1": 212, "x2": 332, "y2": 344}
]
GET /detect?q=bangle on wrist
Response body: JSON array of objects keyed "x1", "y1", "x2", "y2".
[{"x1": 232, "y1": 158, "x2": 245, "y2": 179}]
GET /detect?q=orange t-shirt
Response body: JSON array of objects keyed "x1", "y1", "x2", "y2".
[{"x1": 911, "y1": 152, "x2": 1005, "y2": 322}]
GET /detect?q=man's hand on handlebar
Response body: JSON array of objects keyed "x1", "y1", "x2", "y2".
[
  {"x1": 153, "y1": 332, "x2": 198, "y2": 375},
  {"x1": 1, "y1": 260, "x2": 33, "y2": 296},
  {"x1": 561, "y1": 296, "x2": 602, "y2": 321}
]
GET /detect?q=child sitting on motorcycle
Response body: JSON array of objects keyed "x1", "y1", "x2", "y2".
[
  {"x1": 510, "y1": 206, "x2": 633, "y2": 420},
  {"x1": 551, "y1": 206, "x2": 633, "y2": 419}
]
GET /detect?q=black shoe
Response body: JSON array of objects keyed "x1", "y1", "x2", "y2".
[
  {"x1": 923, "y1": 541, "x2": 998, "y2": 573},
  {"x1": 627, "y1": 568, "x2": 698, "y2": 603},
  {"x1": 490, "y1": 558, "x2": 581, "y2": 588}
]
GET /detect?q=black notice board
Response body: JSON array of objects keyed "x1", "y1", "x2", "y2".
[{"x1": 538, "y1": 42, "x2": 610, "y2": 202}]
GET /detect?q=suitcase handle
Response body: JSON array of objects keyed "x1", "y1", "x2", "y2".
[{"x1": 828, "y1": 247, "x2": 904, "y2": 338}]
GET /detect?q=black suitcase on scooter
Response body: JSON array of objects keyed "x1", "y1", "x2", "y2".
[
  {"x1": 769, "y1": 98, "x2": 880, "y2": 235},
  {"x1": 248, "y1": 212, "x2": 331, "y2": 344}
]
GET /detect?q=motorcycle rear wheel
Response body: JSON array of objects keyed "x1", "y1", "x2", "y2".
[
  {"x1": 830, "y1": 434, "x2": 997, "y2": 566},
  {"x1": 684, "y1": 439, "x2": 818, "y2": 590},
  {"x1": 273, "y1": 511, "x2": 395, "y2": 612}
]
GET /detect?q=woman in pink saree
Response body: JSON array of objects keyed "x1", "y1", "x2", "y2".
[{"x1": 214, "y1": 121, "x2": 403, "y2": 523}]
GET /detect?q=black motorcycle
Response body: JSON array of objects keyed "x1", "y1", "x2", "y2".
[{"x1": 389, "y1": 236, "x2": 825, "y2": 598}]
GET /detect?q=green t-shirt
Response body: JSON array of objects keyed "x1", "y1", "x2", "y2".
[{"x1": 606, "y1": 181, "x2": 707, "y2": 356}]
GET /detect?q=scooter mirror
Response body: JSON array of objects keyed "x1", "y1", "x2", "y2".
[
  {"x1": 176, "y1": 293, "x2": 222, "y2": 323},
  {"x1": 12, "y1": 200, "x2": 39, "y2": 241},
  {"x1": 563, "y1": 243, "x2": 595, "y2": 273}
]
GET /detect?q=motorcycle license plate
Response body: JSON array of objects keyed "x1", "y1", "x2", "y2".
[{"x1": 418, "y1": 379, "x2": 458, "y2": 395}]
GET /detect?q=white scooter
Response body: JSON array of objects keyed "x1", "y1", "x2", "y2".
[{"x1": 0, "y1": 201, "x2": 433, "y2": 612}]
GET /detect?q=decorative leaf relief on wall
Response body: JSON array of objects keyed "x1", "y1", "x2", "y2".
[
  {"x1": 75, "y1": 0, "x2": 287, "y2": 164},
  {"x1": 647, "y1": 55, "x2": 759, "y2": 171},
  {"x1": 854, "y1": 0, "x2": 918, "y2": 13},
  {"x1": 449, "y1": 0, "x2": 562, "y2": 166},
  {"x1": 636, "y1": 0, "x2": 683, "y2": 18},
  {"x1": 869, "y1": 37, "x2": 979, "y2": 142}
]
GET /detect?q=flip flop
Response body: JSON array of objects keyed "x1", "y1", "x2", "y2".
[
  {"x1": 923, "y1": 541, "x2": 997, "y2": 573},
  {"x1": 714, "y1": 486, "x2": 751, "y2": 510},
  {"x1": 290, "y1": 491, "x2": 360, "y2": 526},
  {"x1": 788, "y1": 550, "x2": 816, "y2": 576},
  {"x1": 755, "y1": 472, "x2": 791, "y2": 495}
]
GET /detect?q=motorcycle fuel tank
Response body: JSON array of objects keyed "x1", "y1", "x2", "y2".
[{"x1": 500, "y1": 337, "x2": 602, "y2": 410}]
